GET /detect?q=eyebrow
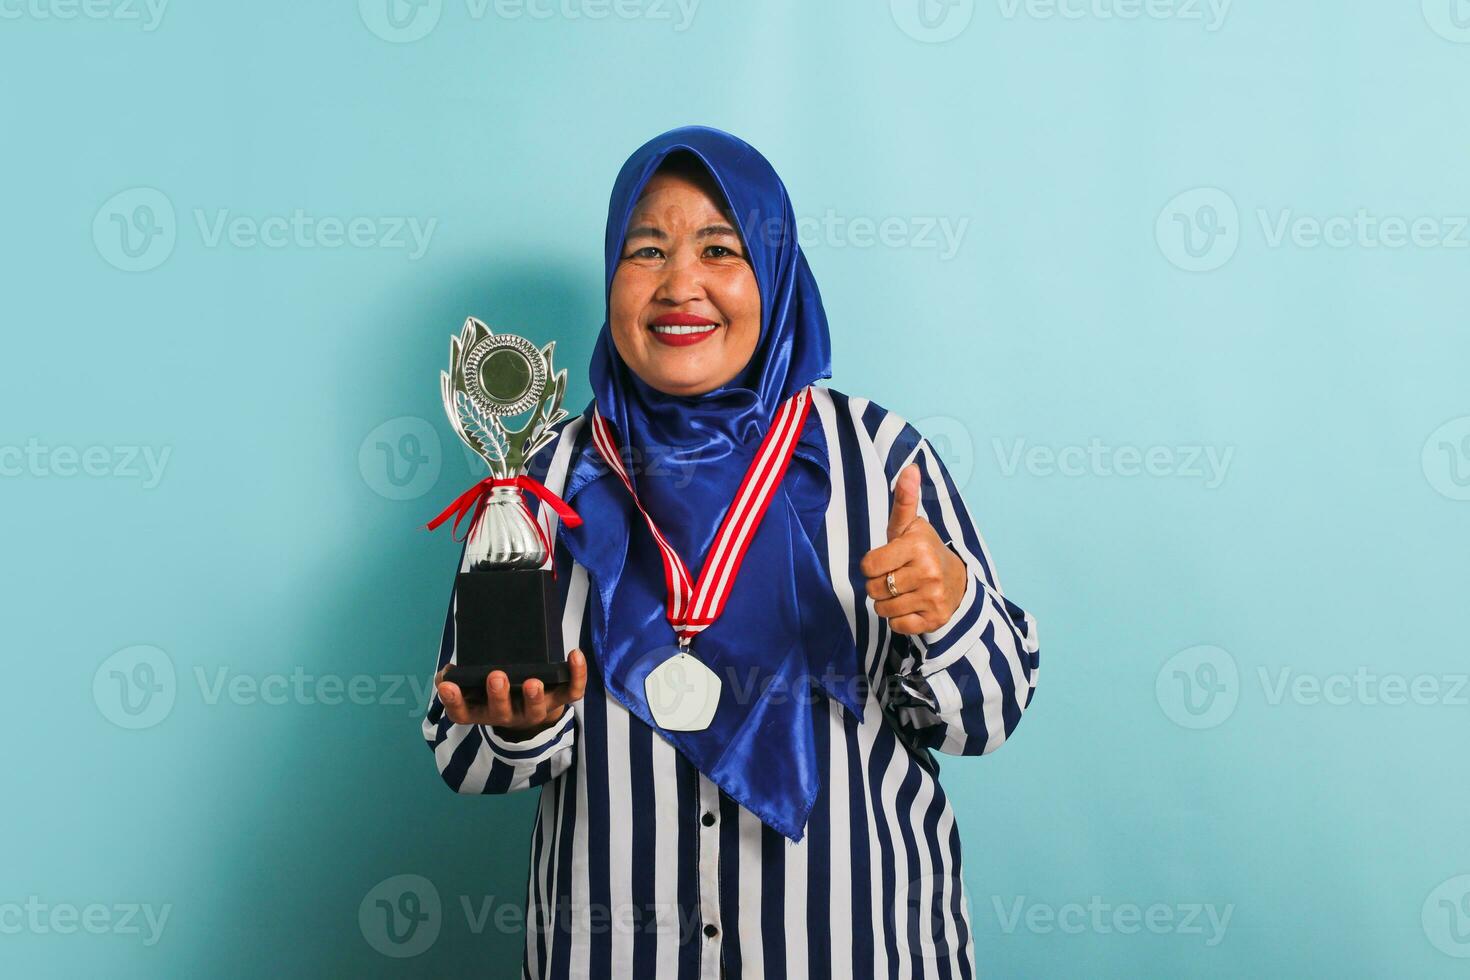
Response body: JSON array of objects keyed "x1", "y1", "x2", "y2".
[{"x1": 624, "y1": 223, "x2": 742, "y2": 242}]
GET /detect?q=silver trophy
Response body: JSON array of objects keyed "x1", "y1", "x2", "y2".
[{"x1": 436, "y1": 317, "x2": 575, "y2": 696}]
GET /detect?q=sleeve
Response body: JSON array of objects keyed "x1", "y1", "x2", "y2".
[
  {"x1": 420, "y1": 424, "x2": 580, "y2": 796},
  {"x1": 877, "y1": 428, "x2": 1040, "y2": 757},
  {"x1": 421, "y1": 585, "x2": 578, "y2": 795}
]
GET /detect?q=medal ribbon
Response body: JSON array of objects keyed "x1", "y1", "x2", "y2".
[{"x1": 591, "y1": 386, "x2": 813, "y2": 647}]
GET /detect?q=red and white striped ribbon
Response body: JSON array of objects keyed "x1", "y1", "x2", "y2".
[{"x1": 590, "y1": 386, "x2": 813, "y2": 646}]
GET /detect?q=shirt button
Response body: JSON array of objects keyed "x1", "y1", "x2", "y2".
[
  {"x1": 702, "y1": 811, "x2": 716, "y2": 827},
  {"x1": 704, "y1": 924, "x2": 718, "y2": 938}
]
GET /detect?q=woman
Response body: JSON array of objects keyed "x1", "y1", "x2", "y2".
[{"x1": 427, "y1": 126, "x2": 1040, "y2": 980}]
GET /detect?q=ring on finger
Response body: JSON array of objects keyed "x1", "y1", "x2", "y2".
[{"x1": 885, "y1": 571, "x2": 900, "y2": 598}]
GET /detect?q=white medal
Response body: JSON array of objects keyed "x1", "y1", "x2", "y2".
[
  {"x1": 592, "y1": 387, "x2": 813, "y2": 734},
  {"x1": 644, "y1": 647, "x2": 723, "y2": 732}
]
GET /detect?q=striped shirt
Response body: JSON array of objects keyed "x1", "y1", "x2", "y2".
[{"x1": 424, "y1": 386, "x2": 1041, "y2": 980}]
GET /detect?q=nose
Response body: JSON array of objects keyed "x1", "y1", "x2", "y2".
[{"x1": 652, "y1": 250, "x2": 705, "y2": 306}]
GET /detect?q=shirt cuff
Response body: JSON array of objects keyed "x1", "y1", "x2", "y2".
[
  {"x1": 480, "y1": 708, "x2": 576, "y2": 761},
  {"x1": 910, "y1": 565, "x2": 986, "y2": 675}
]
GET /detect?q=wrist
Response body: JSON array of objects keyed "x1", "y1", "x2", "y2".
[{"x1": 492, "y1": 704, "x2": 566, "y2": 742}]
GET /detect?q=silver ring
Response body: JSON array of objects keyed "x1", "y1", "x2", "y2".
[{"x1": 885, "y1": 572, "x2": 899, "y2": 598}]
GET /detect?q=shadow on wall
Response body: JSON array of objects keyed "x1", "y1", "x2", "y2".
[{"x1": 201, "y1": 255, "x2": 602, "y2": 976}]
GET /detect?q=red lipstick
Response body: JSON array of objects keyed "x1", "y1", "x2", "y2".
[{"x1": 648, "y1": 312, "x2": 720, "y2": 347}]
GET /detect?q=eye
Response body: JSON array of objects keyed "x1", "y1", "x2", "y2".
[
  {"x1": 624, "y1": 246, "x2": 664, "y2": 260},
  {"x1": 704, "y1": 244, "x2": 743, "y2": 259}
]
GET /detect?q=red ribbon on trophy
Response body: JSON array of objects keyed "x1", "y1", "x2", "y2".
[{"x1": 426, "y1": 475, "x2": 582, "y2": 569}]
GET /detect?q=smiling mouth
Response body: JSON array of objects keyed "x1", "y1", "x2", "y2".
[{"x1": 648, "y1": 313, "x2": 719, "y2": 347}]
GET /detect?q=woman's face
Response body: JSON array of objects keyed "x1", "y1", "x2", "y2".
[{"x1": 609, "y1": 169, "x2": 761, "y2": 397}]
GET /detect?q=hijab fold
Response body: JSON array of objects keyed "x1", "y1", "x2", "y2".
[{"x1": 557, "y1": 126, "x2": 866, "y2": 843}]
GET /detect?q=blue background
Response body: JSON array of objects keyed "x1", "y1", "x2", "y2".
[{"x1": 3, "y1": 0, "x2": 1468, "y2": 976}]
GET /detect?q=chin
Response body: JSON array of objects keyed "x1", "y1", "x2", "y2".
[{"x1": 648, "y1": 374, "x2": 718, "y2": 397}]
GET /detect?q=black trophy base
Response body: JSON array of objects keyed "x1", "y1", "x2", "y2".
[{"x1": 446, "y1": 567, "x2": 568, "y2": 704}]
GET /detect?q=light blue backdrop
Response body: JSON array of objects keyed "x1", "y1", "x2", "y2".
[{"x1": 3, "y1": 1, "x2": 1467, "y2": 976}]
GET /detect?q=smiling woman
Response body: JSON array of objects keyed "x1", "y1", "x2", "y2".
[
  {"x1": 608, "y1": 151, "x2": 763, "y2": 395},
  {"x1": 425, "y1": 126, "x2": 1040, "y2": 980}
]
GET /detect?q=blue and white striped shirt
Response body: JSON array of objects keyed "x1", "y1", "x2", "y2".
[{"x1": 424, "y1": 386, "x2": 1040, "y2": 980}]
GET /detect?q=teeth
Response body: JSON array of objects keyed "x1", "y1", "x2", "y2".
[{"x1": 650, "y1": 323, "x2": 718, "y2": 335}]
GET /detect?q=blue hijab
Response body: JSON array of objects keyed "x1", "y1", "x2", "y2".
[{"x1": 558, "y1": 126, "x2": 865, "y2": 843}]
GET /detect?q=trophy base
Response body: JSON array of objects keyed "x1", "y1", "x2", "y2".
[
  {"x1": 444, "y1": 662, "x2": 574, "y2": 701},
  {"x1": 448, "y1": 567, "x2": 568, "y2": 705}
]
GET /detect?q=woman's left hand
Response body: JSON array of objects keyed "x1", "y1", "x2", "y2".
[{"x1": 859, "y1": 463, "x2": 970, "y2": 635}]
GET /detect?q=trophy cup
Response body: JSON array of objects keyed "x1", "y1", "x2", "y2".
[{"x1": 427, "y1": 317, "x2": 582, "y2": 703}]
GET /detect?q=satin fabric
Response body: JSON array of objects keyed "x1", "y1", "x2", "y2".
[{"x1": 556, "y1": 126, "x2": 866, "y2": 843}]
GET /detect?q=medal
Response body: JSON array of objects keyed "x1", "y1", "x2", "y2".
[{"x1": 591, "y1": 386, "x2": 814, "y2": 732}]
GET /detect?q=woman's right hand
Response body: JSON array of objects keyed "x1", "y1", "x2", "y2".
[{"x1": 435, "y1": 649, "x2": 588, "y2": 741}]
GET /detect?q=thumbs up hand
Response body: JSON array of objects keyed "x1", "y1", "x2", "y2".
[{"x1": 858, "y1": 463, "x2": 970, "y2": 636}]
